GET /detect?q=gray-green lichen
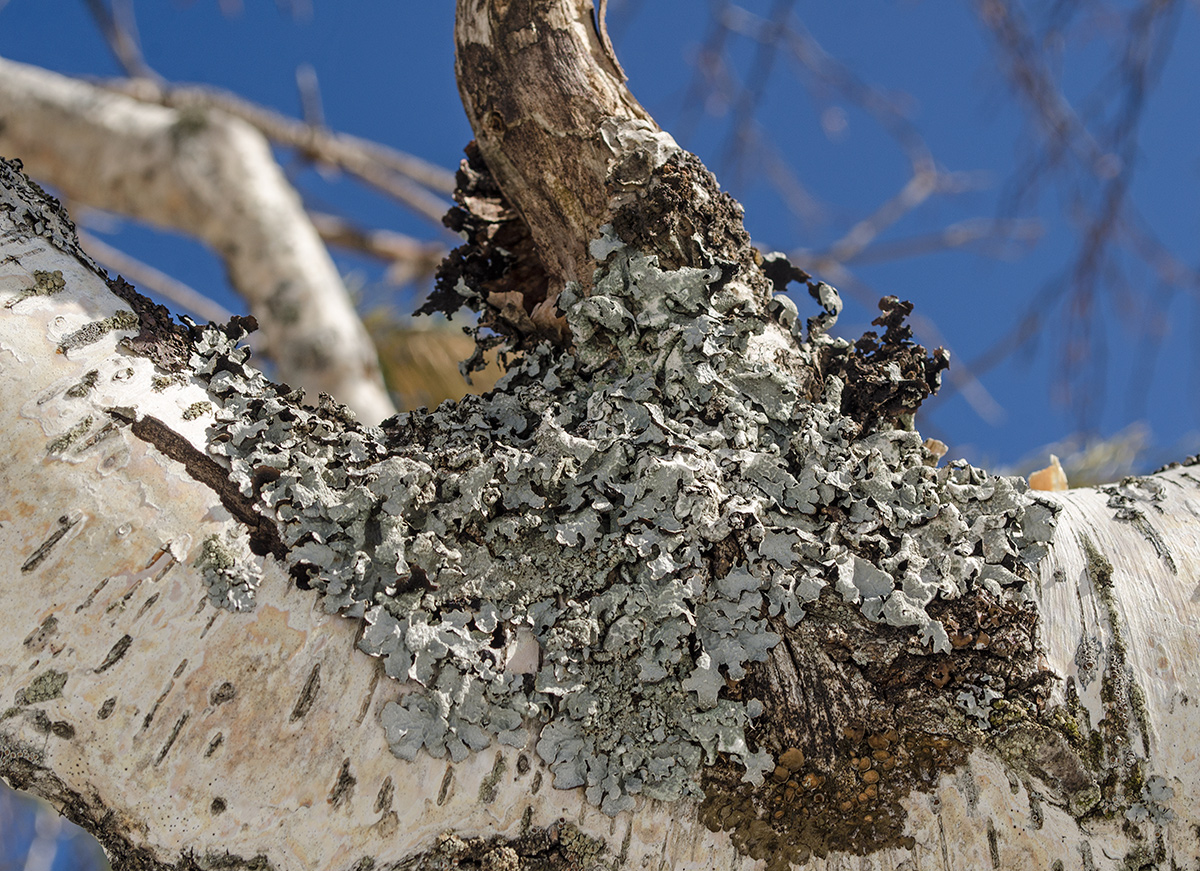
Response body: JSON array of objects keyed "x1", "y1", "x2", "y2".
[
  {"x1": 1101, "y1": 476, "x2": 1175, "y2": 573},
  {"x1": 185, "y1": 226, "x2": 1056, "y2": 816},
  {"x1": 0, "y1": 160, "x2": 96, "y2": 270},
  {"x1": 152, "y1": 373, "x2": 188, "y2": 391},
  {"x1": 193, "y1": 529, "x2": 262, "y2": 612},
  {"x1": 58, "y1": 309, "x2": 138, "y2": 353},
  {"x1": 1124, "y1": 774, "x2": 1175, "y2": 825},
  {"x1": 4, "y1": 270, "x2": 66, "y2": 309},
  {"x1": 182, "y1": 401, "x2": 213, "y2": 421},
  {"x1": 14, "y1": 670, "x2": 67, "y2": 706},
  {"x1": 956, "y1": 679, "x2": 1003, "y2": 729},
  {"x1": 65, "y1": 369, "x2": 100, "y2": 399},
  {"x1": 47, "y1": 416, "x2": 93, "y2": 454}
]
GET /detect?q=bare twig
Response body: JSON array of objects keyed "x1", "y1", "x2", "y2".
[
  {"x1": 81, "y1": 0, "x2": 161, "y2": 82},
  {"x1": 102, "y1": 78, "x2": 456, "y2": 226},
  {"x1": 975, "y1": 0, "x2": 1185, "y2": 427},
  {"x1": 0, "y1": 56, "x2": 395, "y2": 421},
  {"x1": 833, "y1": 218, "x2": 1042, "y2": 266},
  {"x1": 309, "y1": 212, "x2": 446, "y2": 287},
  {"x1": 294, "y1": 63, "x2": 325, "y2": 129},
  {"x1": 719, "y1": 0, "x2": 796, "y2": 186}
]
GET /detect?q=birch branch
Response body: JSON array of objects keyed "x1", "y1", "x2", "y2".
[
  {"x1": 103, "y1": 78, "x2": 457, "y2": 226},
  {"x1": 0, "y1": 55, "x2": 395, "y2": 423},
  {"x1": 1, "y1": 2, "x2": 1199, "y2": 869}
]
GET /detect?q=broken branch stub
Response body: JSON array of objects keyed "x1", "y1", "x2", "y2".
[{"x1": 454, "y1": 0, "x2": 654, "y2": 288}]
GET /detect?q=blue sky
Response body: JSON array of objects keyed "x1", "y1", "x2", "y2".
[
  {"x1": 0, "y1": 3, "x2": 1198, "y2": 866},
  {"x1": 2, "y1": 2, "x2": 1197, "y2": 474}
]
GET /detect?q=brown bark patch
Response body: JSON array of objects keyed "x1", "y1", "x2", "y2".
[
  {"x1": 609, "y1": 151, "x2": 771, "y2": 310},
  {"x1": 699, "y1": 586, "x2": 1054, "y2": 869},
  {"x1": 820, "y1": 296, "x2": 950, "y2": 433}
]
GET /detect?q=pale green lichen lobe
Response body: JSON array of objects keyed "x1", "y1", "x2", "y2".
[
  {"x1": 14, "y1": 669, "x2": 67, "y2": 706},
  {"x1": 193, "y1": 529, "x2": 261, "y2": 612}
]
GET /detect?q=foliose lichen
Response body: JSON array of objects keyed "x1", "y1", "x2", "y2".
[
  {"x1": 1123, "y1": 774, "x2": 1176, "y2": 827},
  {"x1": 182, "y1": 212, "x2": 1057, "y2": 818},
  {"x1": 193, "y1": 528, "x2": 262, "y2": 612}
]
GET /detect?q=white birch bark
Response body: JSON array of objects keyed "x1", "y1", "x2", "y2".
[{"x1": 0, "y1": 56, "x2": 395, "y2": 424}]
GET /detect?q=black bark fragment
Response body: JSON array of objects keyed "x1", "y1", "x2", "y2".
[
  {"x1": 420, "y1": 141, "x2": 553, "y2": 373},
  {"x1": 821, "y1": 296, "x2": 950, "y2": 433},
  {"x1": 107, "y1": 410, "x2": 285, "y2": 561}
]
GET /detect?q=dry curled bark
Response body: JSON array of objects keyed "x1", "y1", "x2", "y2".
[{"x1": 2, "y1": 3, "x2": 1200, "y2": 871}]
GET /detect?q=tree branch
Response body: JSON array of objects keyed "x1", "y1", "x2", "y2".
[
  {"x1": 2, "y1": 2, "x2": 1199, "y2": 869},
  {"x1": 454, "y1": 0, "x2": 657, "y2": 292},
  {"x1": 0, "y1": 56, "x2": 395, "y2": 422},
  {"x1": 103, "y1": 77, "x2": 457, "y2": 226}
]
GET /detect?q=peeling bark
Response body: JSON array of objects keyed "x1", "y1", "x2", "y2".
[{"x1": 2, "y1": 2, "x2": 1200, "y2": 870}]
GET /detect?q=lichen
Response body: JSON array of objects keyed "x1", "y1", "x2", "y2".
[
  {"x1": 1124, "y1": 775, "x2": 1175, "y2": 825},
  {"x1": 193, "y1": 528, "x2": 262, "y2": 612},
  {"x1": 183, "y1": 211, "x2": 1057, "y2": 821},
  {"x1": 1101, "y1": 477, "x2": 1176, "y2": 573},
  {"x1": 1073, "y1": 534, "x2": 1154, "y2": 817},
  {"x1": 0, "y1": 159, "x2": 97, "y2": 271},
  {"x1": 182, "y1": 401, "x2": 212, "y2": 421},
  {"x1": 4, "y1": 269, "x2": 66, "y2": 309},
  {"x1": 403, "y1": 824, "x2": 610, "y2": 871},
  {"x1": 152, "y1": 373, "x2": 187, "y2": 392},
  {"x1": 58, "y1": 309, "x2": 138, "y2": 353},
  {"x1": 0, "y1": 731, "x2": 46, "y2": 771},
  {"x1": 956, "y1": 679, "x2": 1004, "y2": 729},
  {"x1": 65, "y1": 369, "x2": 100, "y2": 399},
  {"x1": 14, "y1": 669, "x2": 67, "y2": 706},
  {"x1": 46, "y1": 417, "x2": 93, "y2": 454},
  {"x1": 478, "y1": 752, "x2": 508, "y2": 804}
]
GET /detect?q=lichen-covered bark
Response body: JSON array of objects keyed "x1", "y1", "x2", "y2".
[{"x1": 3, "y1": 2, "x2": 1200, "y2": 869}]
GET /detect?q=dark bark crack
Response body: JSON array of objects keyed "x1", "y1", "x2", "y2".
[{"x1": 107, "y1": 409, "x2": 286, "y2": 560}]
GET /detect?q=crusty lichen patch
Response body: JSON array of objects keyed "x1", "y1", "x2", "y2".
[
  {"x1": 14, "y1": 669, "x2": 68, "y2": 706},
  {"x1": 398, "y1": 822, "x2": 609, "y2": 871},
  {"x1": 693, "y1": 570, "x2": 1060, "y2": 867},
  {"x1": 1063, "y1": 534, "x2": 1157, "y2": 819},
  {"x1": 193, "y1": 528, "x2": 262, "y2": 612},
  {"x1": 182, "y1": 202, "x2": 1058, "y2": 824},
  {"x1": 58, "y1": 309, "x2": 138, "y2": 353},
  {"x1": 4, "y1": 269, "x2": 66, "y2": 309}
]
